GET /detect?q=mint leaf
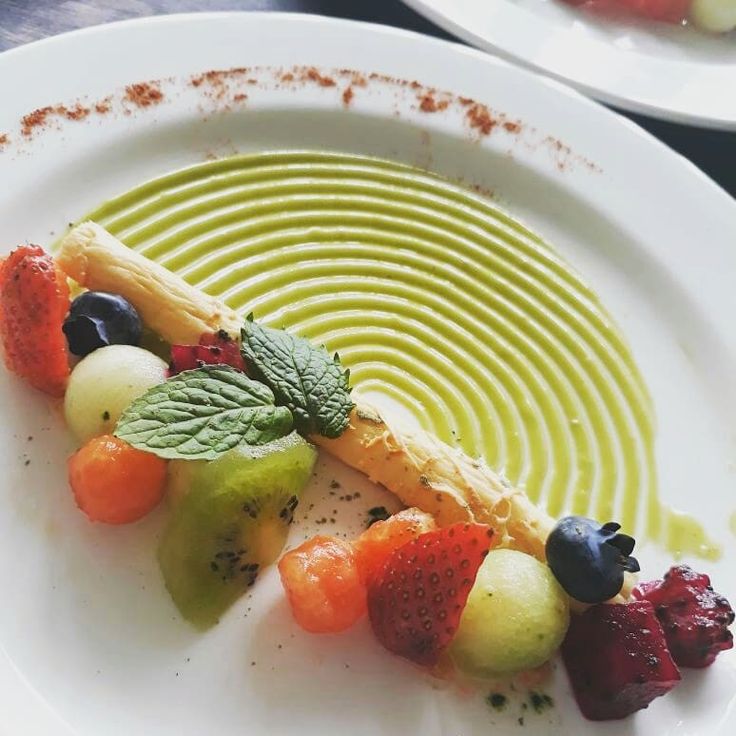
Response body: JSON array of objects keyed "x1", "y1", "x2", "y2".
[
  {"x1": 240, "y1": 317, "x2": 354, "y2": 438},
  {"x1": 114, "y1": 366, "x2": 293, "y2": 460}
]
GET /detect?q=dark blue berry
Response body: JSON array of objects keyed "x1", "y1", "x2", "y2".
[
  {"x1": 545, "y1": 516, "x2": 639, "y2": 604},
  {"x1": 63, "y1": 291, "x2": 142, "y2": 356}
]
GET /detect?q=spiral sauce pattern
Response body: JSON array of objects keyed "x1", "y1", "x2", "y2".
[{"x1": 85, "y1": 151, "x2": 661, "y2": 539}]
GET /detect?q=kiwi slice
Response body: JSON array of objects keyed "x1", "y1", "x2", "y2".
[{"x1": 158, "y1": 432, "x2": 317, "y2": 629}]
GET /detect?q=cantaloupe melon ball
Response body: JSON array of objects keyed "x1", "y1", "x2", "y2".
[{"x1": 64, "y1": 345, "x2": 168, "y2": 443}]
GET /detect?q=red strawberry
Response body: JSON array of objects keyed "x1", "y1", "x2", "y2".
[
  {"x1": 0, "y1": 245, "x2": 70, "y2": 396},
  {"x1": 367, "y1": 522, "x2": 494, "y2": 667},
  {"x1": 562, "y1": 601, "x2": 681, "y2": 720},
  {"x1": 633, "y1": 565, "x2": 734, "y2": 668},
  {"x1": 170, "y1": 330, "x2": 245, "y2": 375},
  {"x1": 354, "y1": 508, "x2": 437, "y2": 584}
]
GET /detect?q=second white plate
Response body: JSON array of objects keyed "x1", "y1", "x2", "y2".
[{"x1": 402, "y1": 0, "x2": 736, "y2": 129}]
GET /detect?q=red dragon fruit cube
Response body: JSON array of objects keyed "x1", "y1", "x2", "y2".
[
  {"x1": 562, "y1": 601, "x2": 681, "y2": 720},
  {"x1": 634, "y1": 565, "x2": 734, "y2": 668}
]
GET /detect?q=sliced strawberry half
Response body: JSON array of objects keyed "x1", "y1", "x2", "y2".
[
  {"x1": 0, "y1": 245, "x2": 70, "y2": 396},
  {"x1": 354, "y1": 507, "x2": 437, "y2": 585},
  {"x1": 367, "y1": 522, "x2": 494, "y2": 667},
  {"x1": 169, "y1": 330, "x2": 245, "y2": 375}
]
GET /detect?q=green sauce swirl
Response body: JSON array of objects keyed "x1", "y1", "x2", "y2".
[{"x1": 81, "y1": 151, "x2": 718, "y2": 559}]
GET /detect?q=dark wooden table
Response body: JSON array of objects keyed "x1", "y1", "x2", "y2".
[{"x1": 1, "y1": 0, "x2": 733, "y2": 197}]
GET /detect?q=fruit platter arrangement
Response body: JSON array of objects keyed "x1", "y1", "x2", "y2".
[
  {"x1": 0, "y1": 157, "x2": 733, "y2": 725},
  {"x1": 558, "y1": 0, "x2": 736, "y2": 33}
]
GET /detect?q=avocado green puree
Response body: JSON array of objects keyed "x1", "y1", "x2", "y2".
[{"x1": 79, "y1": 151, "x2": 717, "y2": 558}]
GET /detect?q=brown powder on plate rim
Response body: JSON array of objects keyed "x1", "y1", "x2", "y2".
[
  {"x1": 124, "y1": 82, "x2": 164, "y2": 108},
  {"x1": 466, "y1": 103, "x2": 498, "y2": 136},
  {"x1": 190, "y1": 67, "x2": 248, "y2": 88},
  {"x1": 303, "y1": 66, "x2": 336, "y2": 87},
  {"x1": 60, "y1": 103, "x2": 91, "y2": 121},
  {"x1": 7, "y1": 63, "x2": 596, "y2": 173},
  {"x1": 95, "y1": 97, "x2": 113, "y2": 114},
  {"x1": 0, "y1": 133, "x2": 8, "y2": 147},
  {"x1": 20, "y1": 106, "x2": 55, "y2": 136},
  {"x1": 21, "y1": 103, "x2": 93, "y2": 136},
  {"x1": 418, "y1": 93, "x2": 449, "y2": 113}
]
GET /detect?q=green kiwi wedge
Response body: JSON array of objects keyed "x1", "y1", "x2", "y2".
[{"x1": 158, "y1": 432, "x2": 317, "y2": 629}]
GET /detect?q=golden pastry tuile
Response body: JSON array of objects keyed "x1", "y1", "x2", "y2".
[
  {"x1": 56, "y1": 221, "x2": 241, "y2": 345},
  {"x1": 312, "y1": 405, "x2": 554, "y2": 559},
  {"x1": 55, "y1": 221, "x2": 556, "y2": 561}
]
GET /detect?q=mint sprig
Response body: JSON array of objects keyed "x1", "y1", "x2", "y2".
[
  {"x1": 240, "y1": 316, "x2": 354, "y2": 438},
  {"x1": 114, "y1": 366, "x2": 293, "y2": 460}
]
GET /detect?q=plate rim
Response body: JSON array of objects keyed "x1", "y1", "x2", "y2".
[
  {"x1": 0, "y1": 10, "x2": 733, "y2": 210},
  {"x1": 0, "y1": 11, "x2": 735, "y2": 734}
]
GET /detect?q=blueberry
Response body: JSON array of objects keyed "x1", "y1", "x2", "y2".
[
  {"x1": 545, "y1": 516, "x2": 640, "y2": 604},
  {"x1": 63, "y1": 291, "x2": 142, "y2": 357}
]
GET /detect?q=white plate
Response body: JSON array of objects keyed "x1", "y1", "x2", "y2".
[
  {"x1": 0, "y1": 12, "x2": 735, "y2": 736},
  {"x1": 402, "y1": 0, "x2": 736, "y2": 129}
]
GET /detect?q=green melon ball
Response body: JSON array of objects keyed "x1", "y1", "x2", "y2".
[
  {"x1": 450, "y1": 549, "x2": 569, "y2": 678},
  {"x1": 690, "y1": 0, "x2": 736, "y2": 33},
  {"x1": 64, "y1": 345, "x2": 168, "y2": 443}
]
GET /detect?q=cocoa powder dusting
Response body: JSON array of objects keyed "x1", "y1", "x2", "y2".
[
  {"x1": 190, "y1": 68, "x2": 247, "y2": 88},
  {"x1": 337, "y1": 69, "x2": 367, "y2": 87},
  {"x1": 8, "y1": 63, "x2": 593, "y2": 172},
  {"x1": 418, "y1": 94, "x2": 449, "y2": 113},
  {"x1": 124, "y1": 82, "x2": 164, "y2": 108},
  {"x1": 304, "y1": 67, "x2": 336, "y2": 87},
  {"x1": 19, "y1": 99, "x2": 104, "y2": 137},
  {"x1": 94, "y1": 98, "x2": 112, "y2": 114},
  {"x1": 21, "y1": 106, "x2": 54, "y2": 136},
  {"x1": 466, "y1": 103, "x2": 497, "y2": 136},
  {"x1": 189, "y1": 69, "x2": 250, "y2": 103},
  {"x1": 59, "y1": 103, "x2": 90, "y2": 121}
]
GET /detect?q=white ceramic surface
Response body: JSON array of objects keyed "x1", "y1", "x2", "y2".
[
  {"x1": 0, "y1": 12, "x2": 735, "y2": 735},
  {"x1": 402, "y1": 0, "x2": 736, "y2": 129}
]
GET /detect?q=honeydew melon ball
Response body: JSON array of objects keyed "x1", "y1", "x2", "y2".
[
  {"x1": 690, "y1": 0, "x2": 736, "y2": 33},
  {"x1": 64, "y1": 345, "x2": 168, "y2": 443},
  {"x1": 450, "y1": 549, "x2": 569, "y2": 677}
]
